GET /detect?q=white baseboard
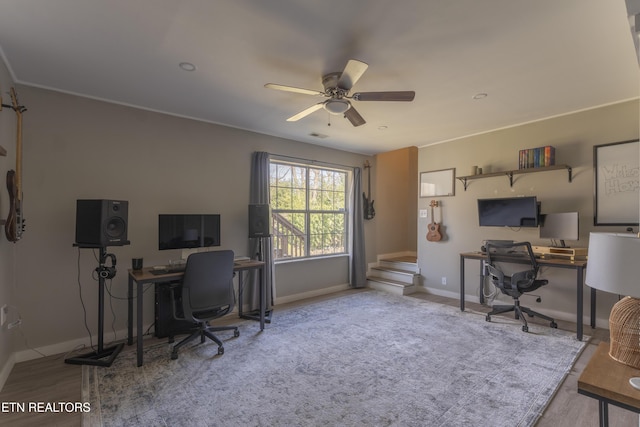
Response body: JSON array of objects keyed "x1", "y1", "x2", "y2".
[{"x1": 274, "y1": 283, "x2": 350, "y2": 305}]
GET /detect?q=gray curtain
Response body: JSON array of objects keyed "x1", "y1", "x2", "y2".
[
  {"x1": 350, "y1": 167, "x2": 367, "y2": 288},
  {"x1": 248, "y1": 151, "x2": 274, "y2": 311}
]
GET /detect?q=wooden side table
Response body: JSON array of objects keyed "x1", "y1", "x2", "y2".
[{"x1": 578, "y1": 342, "x2": 640, "y2": 426}]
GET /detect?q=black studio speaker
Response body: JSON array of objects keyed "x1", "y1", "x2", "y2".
[
  {"x1": 75, "y1": 199, "x2": 129, "y2": 247},
  {"x1": 248, "y1": 204, "x2": 272, "y2": 238}
]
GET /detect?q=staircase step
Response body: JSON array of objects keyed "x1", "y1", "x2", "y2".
[
  {"x1": 380, "y1": 255, "x2": 417, "y2": 263},
  {"x1": 378, "y1": 257, "x2": 419, "y2": 273},
  {"x1": 367, "y1": 276, "x2": 416, "y2": 295}
]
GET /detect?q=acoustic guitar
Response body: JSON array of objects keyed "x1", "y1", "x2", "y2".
[
  {"x1": 5, "y1": 87, "x2": 26, "y2": 242},
  {"x1": 426, "y1": 200, "x2": 442, "y2": 242},
  {"x1": 363, "y1": 160, "x2": 375, "y2": 220}
]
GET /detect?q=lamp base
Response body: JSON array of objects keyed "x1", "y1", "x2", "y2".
[{"x1": 609, "y1": 296, "x2": 640, "y2": 369}]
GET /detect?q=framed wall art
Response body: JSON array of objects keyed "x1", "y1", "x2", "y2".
[
  {"x1": 420, "y1": 168, "x2": 455, "y2": 198},
  {"x1": 593, "y1": 139, "x2": 639, "y2": 226}
]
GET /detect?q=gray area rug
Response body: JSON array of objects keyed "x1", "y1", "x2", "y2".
[{"x1": 83, "y1": 290, "x2": 587, "y2": 426}]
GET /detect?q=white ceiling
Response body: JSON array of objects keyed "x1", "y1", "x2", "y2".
[{"x1": 0, "y1": 0, "x2": 638, "y2": 155}]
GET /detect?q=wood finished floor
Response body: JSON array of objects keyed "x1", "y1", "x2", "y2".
[{"x1": 0, "y1": 291, "x2": 635, "y2": 426}]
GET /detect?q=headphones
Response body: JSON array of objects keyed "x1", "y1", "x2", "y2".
[{"x1": 96, "y1": 253, "x2": 117, "y2": 279}]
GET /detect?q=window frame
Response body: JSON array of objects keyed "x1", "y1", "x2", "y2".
[{"x1": 269, "y1": 158, "x2": 351, "y2": 262}]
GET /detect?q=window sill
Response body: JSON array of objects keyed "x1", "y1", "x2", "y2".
[{"x1": 274, "y1": 254, "x2": 349, "y2": 265}]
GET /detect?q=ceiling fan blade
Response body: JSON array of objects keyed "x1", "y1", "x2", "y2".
[
  {"x1": 286, "y1": 102, "x2": 325, "y2": 122},
  {"x1": 352, "y1": 91, "x2": 416, "y2": 101},
  {"x1": 344, "y1": 105, "x2": 366, "y2": 127},
  {"x1": 337, "y1": 59, "x2": 369, "y2": 90},
  {"x1": 265, "y1": 83, "x2": 325, "y2": 96}
]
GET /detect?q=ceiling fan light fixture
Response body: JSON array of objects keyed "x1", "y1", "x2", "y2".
[
  {"x1": 324, "y1": 99, "x2": 351, "y2": 115},
  {"x1": 179, "y1": 62, "x2": 196, "y2": 72}
]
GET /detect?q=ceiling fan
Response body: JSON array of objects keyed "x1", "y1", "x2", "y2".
[{"x1": 264, "y1": 59, "x2": 415, "y2": 127}]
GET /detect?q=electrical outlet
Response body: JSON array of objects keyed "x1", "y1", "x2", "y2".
[
  {"x1": 419, "y1": 209, "x2": 428, "y2": 218},
  {"x1": 1, "y1": 305, "x2": 7, "y2": 326},
  {"x1": 441, "y1": 277, "x2": 447, "y2": 286}
]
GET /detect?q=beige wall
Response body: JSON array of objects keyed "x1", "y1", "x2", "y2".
[
  {"x1": 0, "y1": 55, "x2": 17, "y2": 385},
  {"x1": 374, "y1": 146, "x2": 418, "y2": 255},
  {"x1": 418, "y1": 99, "x2": 640, "y2": 327},
  {"x1": 3, "y1": 85, "x2": 379, "y2": 364}
]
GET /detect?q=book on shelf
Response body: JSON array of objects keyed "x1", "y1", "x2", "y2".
[{"x1": 519, "y1": 145, "x2": 555, "y2": 169}]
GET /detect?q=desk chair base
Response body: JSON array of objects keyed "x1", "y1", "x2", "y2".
[
  {"x1": 486, "y1": 300, "x2": 557, "y2": 333},
  {"x1": 170, "y1": 324, "x2": 239, "y2": 360}
]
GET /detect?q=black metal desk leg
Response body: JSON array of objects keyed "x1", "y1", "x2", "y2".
[
  {"x1": 598, "y1": 400, "x2": 609, "y2": 427},
  {"x1": 577, "y1": 267, "x2": 584, "y2": 341},
  {"x1": 478, "y1": 261, "x2": 484, "y2": 305},
  {"x1": 259, "y1": 266, "x2": 265, "y2": 331},
  {"x1": 459, "y1": 255, "x2": 465, "y2": 311},
  {"x1": 238, "y1": 271, "x2": 244, "y2": 318},
  {"x1": 127, "y1": 275, "x2": 133, "y2": 346},
  {"x1": 137, "y1": 281, "x2": 144, "y2": 367}
]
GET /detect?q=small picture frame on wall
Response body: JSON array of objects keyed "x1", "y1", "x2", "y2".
[
  {"x1": 420, "y1": 168, "x2": 455, "y2": 197},
  {"x1": 593, "y1": 139, "x2": 639, "y2": 226}
]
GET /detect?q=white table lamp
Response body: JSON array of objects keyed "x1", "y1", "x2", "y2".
[{"x1": 585, "y1": 232, "x2": 640, "y2": 370}]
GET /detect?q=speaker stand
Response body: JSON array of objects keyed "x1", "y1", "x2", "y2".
[{"x1": 66, "y1": 246, "x2": 123, "y2": 367}]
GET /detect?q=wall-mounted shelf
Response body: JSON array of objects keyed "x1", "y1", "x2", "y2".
[{"x1": 456, "y1": 164, "x2": 572, "y2": 191}]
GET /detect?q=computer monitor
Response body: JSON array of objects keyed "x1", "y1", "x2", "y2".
[
  {"x1": 539, "y1": 212, "x2": 579, "y2": 248},
  {"x1": 158, "y1": 214, "x2": 221, "y2": 250}
]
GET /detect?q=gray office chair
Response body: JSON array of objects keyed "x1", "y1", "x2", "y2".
[
  {"x1": 484, "y1": 241, "x2": 557, "y2": 332},
  {"x1": 169, "y1": 250, "x2": 239, "y2": 359}
]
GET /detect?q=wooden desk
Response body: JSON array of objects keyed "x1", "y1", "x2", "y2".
[
  {"x1": 459, "y1": 251, "x2": 591, "y2": 341},
  {"x1": 578, "y1": 342, "x2": 640, "y2": 427},
  {"x1": 127, "y1": 259, "x2": 265, "y2": 367}
]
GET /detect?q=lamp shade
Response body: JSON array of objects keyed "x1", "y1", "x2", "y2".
[{"x1": 585, "y1": 232, "x2": 640, "y2": 298}]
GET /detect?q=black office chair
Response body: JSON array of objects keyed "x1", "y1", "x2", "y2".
[
  {"x1": 169, "y1": 250, "x2": 240, "y2": 359},
  {"x1": 484, "y1": 241, "x2": 557, "y2": 332}
]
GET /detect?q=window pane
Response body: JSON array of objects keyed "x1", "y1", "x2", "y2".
[
  {"x1": 309, "y1": 213, "x2": 346, "y2": 255},
  {"x1": 291, "y1": 189, "x2": 306, "y2": 210},
  {"x1": 272, "y1": 212, "x2": 306, "y2": 259}
]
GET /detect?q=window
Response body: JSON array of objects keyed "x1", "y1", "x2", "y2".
[{"x1": 269, "y1": 159, "x2": 349, "y2": 260}]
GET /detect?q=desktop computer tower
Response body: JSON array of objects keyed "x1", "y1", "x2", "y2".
[{"x1": 154, "y1": 282, "x2": 199, "y2": 339}]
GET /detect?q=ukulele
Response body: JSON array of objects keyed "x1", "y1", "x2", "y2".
[
  {"x1": 5, "y1": 87, "x2": 26, "y2": 242},
  {"x1": 426, "y1": 200, "x2": 442, "y2": 242},
  {"x1": 363, "y1": 160, "x2": 375, "y2": 220}
]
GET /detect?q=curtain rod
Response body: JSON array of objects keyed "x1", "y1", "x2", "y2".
[{"x1": 267, "y1": 152, "x2": 364, "y2": 170}]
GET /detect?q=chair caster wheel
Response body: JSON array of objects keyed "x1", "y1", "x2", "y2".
[
  {"x1": 218, "y1": 347, "x2": 224, "y2": 355},
  {"x1": 234, "y1": 330, "x2": 240, "y2": 338},
  {"x1": 485, "y1": 315, "x2": 491, "y2": 322},
  {"x1": 550, "y1": 321, "x2": 558, "y2": 328},
  {"x1": 522, "y1": 326, "x2": 529, "y2": 332},
  {"x1": 171, "y1": 352, "x2": 178, "y2": 360},
  {"x1": 528, "y1": 313, "x2": 534, "y2": 317}
]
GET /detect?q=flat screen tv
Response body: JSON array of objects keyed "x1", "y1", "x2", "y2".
[
  {"x1": 158, "y1": 214, "x2": 221, "y2": 250},
  {"x1": 477, "y1": 196, "x2": 539, "y2": 228}
]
